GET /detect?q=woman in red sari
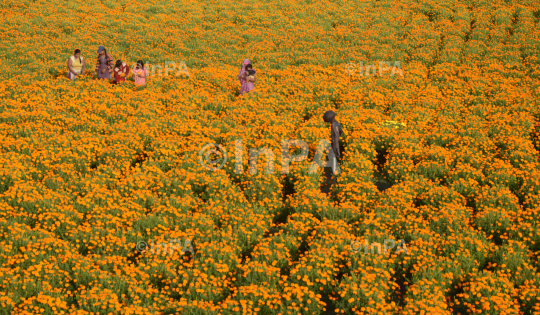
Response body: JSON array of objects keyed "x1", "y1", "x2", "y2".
[{"x1": 113, "y1": 60, "x2": 130, "y2": 84}]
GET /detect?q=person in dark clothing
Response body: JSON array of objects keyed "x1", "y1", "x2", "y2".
[
  {"x1": 323, "y1": 110, "x2": 343, "y2": 172},
  {"x1": 321, "y1": 110, "x2": 344, "y2": 193}
]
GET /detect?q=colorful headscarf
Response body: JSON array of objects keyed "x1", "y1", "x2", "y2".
[{"x1": 238, "y1": 59, "x2": 251, "y2": 83}]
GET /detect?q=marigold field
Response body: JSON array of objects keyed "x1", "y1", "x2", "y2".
[{"x1": 1, "y1": 0, "x2": 540, "y2": 314}]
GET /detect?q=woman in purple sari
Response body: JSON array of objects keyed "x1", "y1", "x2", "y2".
[{"x1": 237, "y1": 59, "x2": 256, "y2": 94}]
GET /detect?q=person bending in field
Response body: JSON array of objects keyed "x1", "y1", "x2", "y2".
[
  {"x1": 67, "y1": 49, "x2": 86, "y2": 80},
  {"x1": 95, "y1": 46, "x2": 114, "y2": 80},
  {"x1": 133, "y1": 60, "x2": 148, "y2": 86},
  {"x1": 237, "y1": 59, "x2": 256, "y2": 94},
  {"x1": 113, "y1": 60, "x2": 130, "y2": 84}
]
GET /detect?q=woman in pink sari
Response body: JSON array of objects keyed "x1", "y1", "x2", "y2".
[
  {"x1": 237, "y1": 59, "x2": 256, "y2": 94},
  {"x1": 133, "y1": 60, "x2": 148, "y2": 86}
]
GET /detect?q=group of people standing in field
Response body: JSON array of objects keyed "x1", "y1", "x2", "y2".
[
  {"x1": 66, "y1": 48, "x2": 344, "y2": 190},
  {"x1": 66, "y1": 46, "x2": 148, "y2": 86},
  {"x1": 67, "y1": 48, "x2": 256, "y2": 93}
]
